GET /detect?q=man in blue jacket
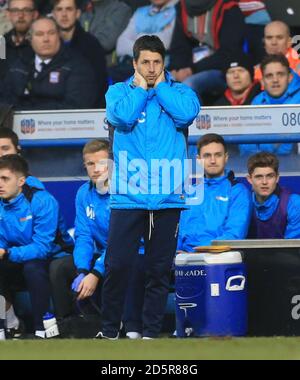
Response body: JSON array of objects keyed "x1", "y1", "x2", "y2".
[
  {"x1": 50, "y1": 139, "x2": 146, "y2": 339},
  {"x1": 247, "y1": 152, "x2": 300, "y2": 238},
  {"x1": 240, "y1": 54, "x2": 300, "y2": 156},
  {"x1": 0, "y1": 128, "x2": 73, "y2": 339},
  {"x1": 99, "y1": 35, "x2": 200, "y2": 340},
  {"x1": 178, "y1": 133, "x2": 252, "y2": 251},
  {"x1": 0, "y1": 154, "x2": 72, "y2": 339},
  {"x1": 50, "y1": 139, "x2": 110, "y2": 326}
]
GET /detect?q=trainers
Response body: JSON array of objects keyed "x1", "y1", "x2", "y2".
[
  {"x1": 6, "y1": 319, "x2": 26, "y2": 340},
  {"x1": 126, "y1": 331, "x2": 141, "y2": 339},
  {"x1": 94, "y1": 331, "x2": 119, "y2": 340}
]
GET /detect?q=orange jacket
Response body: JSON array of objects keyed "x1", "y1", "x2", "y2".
[{"x1": 254, "y1": 47, "x2": 300, "y2": 83}]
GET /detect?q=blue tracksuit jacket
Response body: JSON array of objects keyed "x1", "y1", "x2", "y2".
[
  {"x1": 73, "y1": 182, "x2": 110, "y2": 277},
  {"x1": 178, "y1": 171, "x2": 252, "y2": 251},
  {"x1": 0, "y1": 184, "x2": 72, "y2": 263},
  {"x1": 106, "y1": 71, "x2": 200, "y2": 210}
]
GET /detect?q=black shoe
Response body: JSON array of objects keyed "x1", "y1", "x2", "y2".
[{"x1": 6, "y1": 319, "x2": 26, "y2": 340}]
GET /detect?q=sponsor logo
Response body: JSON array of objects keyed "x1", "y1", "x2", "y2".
[
  {"x1": 178, "y1": 302, "x2": 197, "y2": 317},
  {"x1": 86, "y1": 205, "x2": 95, "y2": 220},
  {"x1": 19, "y1": 215, "x2": 33, "y2": 222},
  {"x1": 215, "y1": 196, "x2": 229, "y2": 202},
  {"x1": 175, "y1": 269, "x2": 206, "y2": 277},
  {"x1": 196, "y1": 114, "x2": 211, "y2": 130},
  {"x1": 20, "y1": 119, "x2": 35, "y2": 134}
]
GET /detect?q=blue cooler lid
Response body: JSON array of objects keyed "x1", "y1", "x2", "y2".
[{"x1": 175, "y1": 251, "x2": 242, "y2": 266}]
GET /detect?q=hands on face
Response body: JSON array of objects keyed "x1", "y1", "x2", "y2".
[
  {"x1": 154, "y1": 70, "x2": 166, "y2": 87},
  {"x1": 133, "y1": 70, "x2": 148, "y2": 90}
]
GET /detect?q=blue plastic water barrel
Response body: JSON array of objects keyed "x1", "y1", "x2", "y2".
[{"x1": 175, "y1": 251, "x2": 247, "y2": 337}]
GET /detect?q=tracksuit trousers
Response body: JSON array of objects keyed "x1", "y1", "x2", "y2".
[{"x1": 101, "y1": 208, "x2": 181, "y2": 338}]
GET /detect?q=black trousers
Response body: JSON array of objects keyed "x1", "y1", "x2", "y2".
[
  {"x1": 0, "y1": 259, "x2": 51, "y2": 330},
  {"x1": 49, "y1": 255, "x2": 77, "y2": 319},
  {"x1": 50, "y1": 255, "x2": 102, "y2": 320},
  {"x1": 101, "y1": 208, "x2": 181, "y2": 338}
]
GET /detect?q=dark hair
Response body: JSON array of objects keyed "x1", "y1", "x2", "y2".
[
  {"x1": 0, "y1": 128, "x2": 20, "y2": 152},
  {"x1": 83, "y1": 139, "x2": 109, "y2": 156},
  {"x1": 261, "y1": 54, "x2": 290, "y2": 75},
  {"x1": 133, "y1": 35, "x2": 166, "y2": 62},
  {"x1": 0, "y1": 154, "x2": 29, "y2": 176},
  {"x1": 247, "y1": 152, "x2": 279, "y2": 175},
  {"x1": 52, "y1": 0, "x2": 81, "y2": 9},
  {"x1": 197, "y1": 133, "x2": 227, "y2": 154}
]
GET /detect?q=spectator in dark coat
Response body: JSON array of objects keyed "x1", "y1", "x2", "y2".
[
  {"x1": 0, "y1": 0, "x2": 38, "y2": 79},
  {"x1": 52, "y1": 0, "x2": 108, "y2": 107},
  {"x1": 0, "y1": 16, "x2": 97, "y2": 110},
  {"x1": 214, "y1": 54, "x2": 261, "y2": 106},
  {"x1": 182, "y1": 0, "x2": 246, "y2": 101}
]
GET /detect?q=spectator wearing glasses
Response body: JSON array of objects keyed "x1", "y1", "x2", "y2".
[
  {"x1": 0, "y1": 0, "x2": 38, "y2": 79},
  {"x1": 247, "y1": 152, "x2": 300, "y2": 238}
]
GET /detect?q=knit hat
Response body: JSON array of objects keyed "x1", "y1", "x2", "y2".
[{"x1": 224, "y1": 54, "x2": 254, "y2": 80}]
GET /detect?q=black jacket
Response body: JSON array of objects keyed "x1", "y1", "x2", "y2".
[
  {"x1": 0, "y1": 29, "x2": 33, "y2": 80},
  {"x1": 168, "y1": 1, "x2": 246, "y2": 73},
  {"x1": 213, "y1": 82, "x2": 261, "y2": 106},
  {"x1": 1, "y1": 45, "x2": 98, "y2": 110},
  {"x1": 67, "y1": 22, "x2": 108, "y2": 108}
]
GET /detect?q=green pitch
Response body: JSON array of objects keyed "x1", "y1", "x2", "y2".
[{"x1": 1, "y1": 338, "x2": 300, "y2": 360}]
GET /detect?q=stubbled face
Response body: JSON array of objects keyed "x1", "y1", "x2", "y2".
[
  {"x1": 247, "y1": 167, "x2": 279, "y2": 203},
  {"x1": 262, "y1": 62, "x2": 291, "y2": 98},
  {"x1": 133, "y1": 50, "x2": 164, "y2": 88},
  {"x1": 84, "y1": 150, "x2": 109, "y2": 185},
  {"x1": 31, "y1": 18, "x2": 61, "y2": 59},
  {"x1": 53, "y1": 0, "x2": 80, "y2": 32},
  {"x1": 226, "y1": 67, "x2": 252, "y2": 94},
  {"x1": 264, "y1": 22, "x2": 291, "y2": 55},
  {"x1": 198, "y1": 142, "x2": 228, "y2": 178},
  {"x1": 0, "y1": 169, "x2": 25, "y2": 200},
  {"x1": 7, "y1": 0, "x2": 38, "y2": 34},
  {"x1": 0, "y1": 138, "x2": 18, "y2": 157}
]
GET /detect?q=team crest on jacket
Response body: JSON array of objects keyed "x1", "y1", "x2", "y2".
[
  {"x1": 49, "y1": 72, "x2": 60, "y2": 84},
  {"x1": 86, "y1": 205, "x2": 95, "y2": 220},
  {"x1": 19, "y1": 215, "x2": 33, "y2": 222}
]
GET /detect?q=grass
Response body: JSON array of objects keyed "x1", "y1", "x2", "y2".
[{"x1": 1, "y1": 337, "x2": 300, "y2": 360}]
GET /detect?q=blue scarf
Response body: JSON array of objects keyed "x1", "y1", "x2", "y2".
[{"x1": 135, "y1": 4, "x2": 176, "y2": 34}]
